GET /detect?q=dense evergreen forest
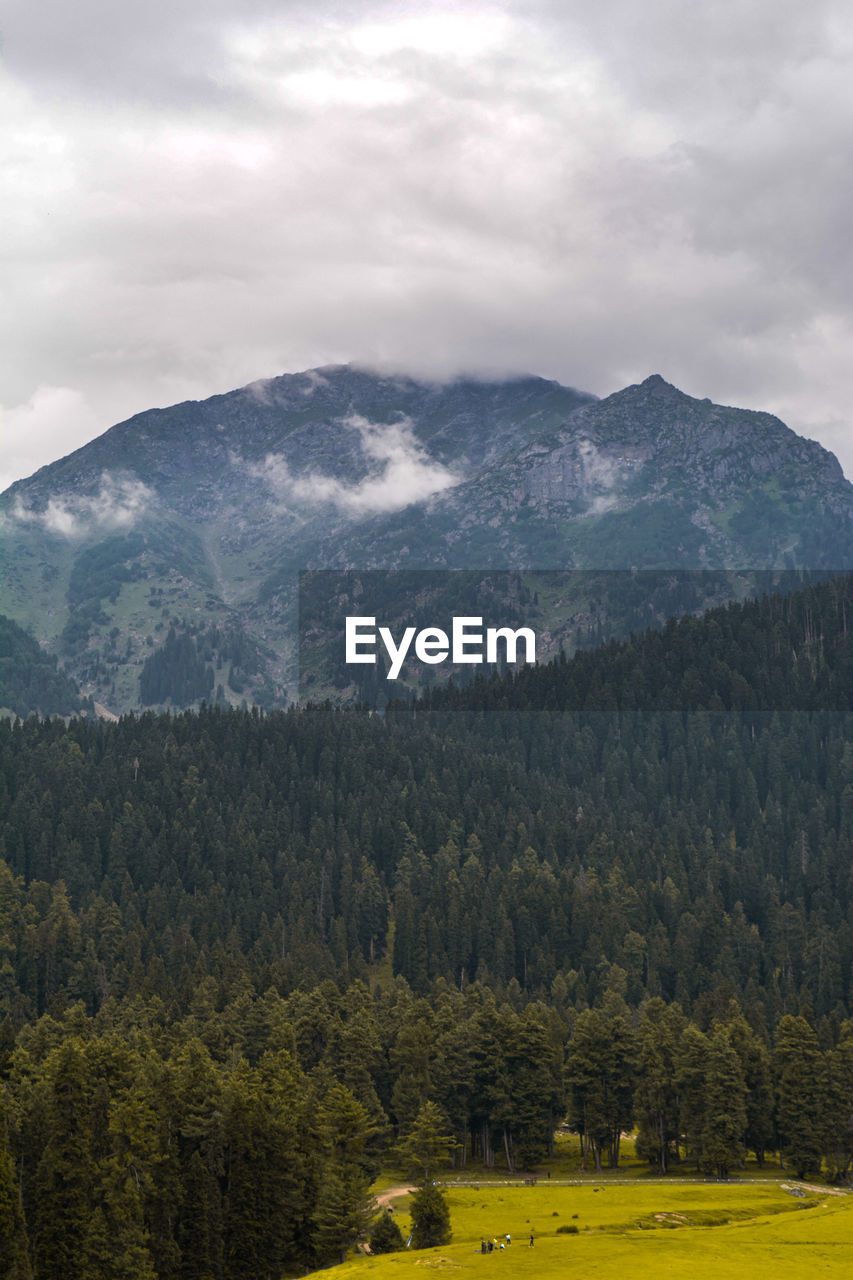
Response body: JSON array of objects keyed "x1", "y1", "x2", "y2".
[
  {"x1": 0, "y1": 616, "x2": 90, "y2": 719},
  {"x1": 2, "y1": 574, "x2": 853, "y2": 1276}
]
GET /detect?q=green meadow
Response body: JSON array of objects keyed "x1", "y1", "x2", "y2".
[{"x1": 336, "y1": 1180, "x2": 853, "y2": 1279}]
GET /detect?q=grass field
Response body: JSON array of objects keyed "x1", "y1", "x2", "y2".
[{"x1": 332, "y1": 1177, "x2": 853, "y2": 1279}]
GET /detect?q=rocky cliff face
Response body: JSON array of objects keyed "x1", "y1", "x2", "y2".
[
  {"x1": 482, "y1": 373, "x2": 846, "y2": 515},
  {"x1": 2, "y1": 366, "x2": 851, "y2": 713}
]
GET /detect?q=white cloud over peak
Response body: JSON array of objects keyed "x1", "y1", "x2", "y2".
[
  {"x1": 11, "y1": 472, "x2": 153, "y2": 538},
  {"x1": 251, "y1": 415, "x2": 460, "y2": 515}
]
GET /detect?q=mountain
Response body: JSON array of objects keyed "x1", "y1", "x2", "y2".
[
  {"x1": 2, "y1": 365, "x2": 852, "y2": 713},
  {"x1": 302, "y1": 372, "x2": 852, "y2": 571}
]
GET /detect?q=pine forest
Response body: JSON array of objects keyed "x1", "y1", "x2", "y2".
[{"x1": 2, "y1": 573, "x2": 853, "y2": 1276}]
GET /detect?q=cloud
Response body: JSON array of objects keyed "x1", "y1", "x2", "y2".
[
  {"x1": 10, "y1": 472, "x2": 153, "y2": 537},
  {"x1": 3, "y1": 1, "x2": 853, "y2": 484},
  {"x1": 251, "y1": 414, "x2": 460, "y2": 514}
]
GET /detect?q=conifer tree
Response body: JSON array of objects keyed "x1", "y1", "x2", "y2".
[
  {"x1": 311, "y1": 1168, "x2": 374, "y2": 1266},
  {"x1": 566, "y1": 1008, "x2": 635, "y2": 1171},
  {"x1": 0, "y1": 1088, "x2": 31, "y2": 1280},
  {"x1": 823, "y1": 1021, "x2": 853, "y2": 1182},
  {"x1": 178, "y1": 1150, "x2": 216, "y2": 1280},
  {"x1": 368, "y1": 1208, "x2": 405, "y2": 1254},
  {"x1": 700, "y1": 1028, "x2": 747, "y2": 1179},
  {"x1": 633, "y1": 999, "x2": 685, "y2": 1173},
  {"x1": 396, "y1": 1100, "x2": 455, "y2": 1182},
  {"x1": 29, "y1": 1040, "x2": 95, "y2": 1279},
  {"x1": 503, "y1": 1004, "x2": 564, "y2": 1169},
  {"x1": 409, "y1": 1181, "x2": 451, "y2": 1250},
  {"x1": 775, "y1": 1015, "x2": 827, "y2": 1178},
  {"x1": 675, "y1": 1024, "x2": 710, "y2": 1170},
  {"x1": 722, "y1": 1005, "x2": 775, "y2": 1165},
  {"x1": 310, "y1": 1081, "x2": 377, "y2": 1265}
]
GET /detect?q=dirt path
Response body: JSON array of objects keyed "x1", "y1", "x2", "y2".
[{"x1": 375, "y1": 1185, "x2": 416, "y2": 1208}]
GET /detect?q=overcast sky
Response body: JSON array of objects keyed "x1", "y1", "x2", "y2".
[{"x1": 3, "y1": 0, "x2": 853, "y2": 491}]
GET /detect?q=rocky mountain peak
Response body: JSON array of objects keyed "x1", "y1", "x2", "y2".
[{"x1": 640, "y1": 372, "x2": 675, "y2": 390}]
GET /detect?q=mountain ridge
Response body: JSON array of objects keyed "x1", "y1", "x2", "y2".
[{"x1": 2, "y1": 363, "x2": 852, "y2": 713}]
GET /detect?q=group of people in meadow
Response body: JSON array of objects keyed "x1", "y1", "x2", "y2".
[{"x1": 479, "y1": 1231, "x2": 533, "y2": 1252}]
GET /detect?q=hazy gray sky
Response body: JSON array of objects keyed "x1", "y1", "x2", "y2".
[{"x1": 3, "y1": 0, "x2": 853, "y2": 490}]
